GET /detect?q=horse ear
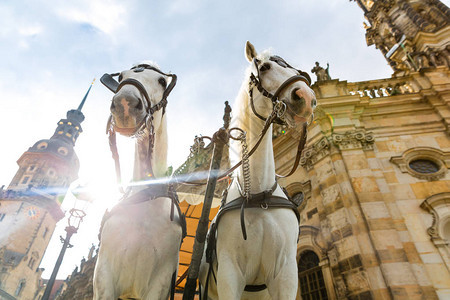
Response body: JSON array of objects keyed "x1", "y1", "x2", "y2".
[{"x1": 245, "y1": 41, "x2": 257, "y2": 62}]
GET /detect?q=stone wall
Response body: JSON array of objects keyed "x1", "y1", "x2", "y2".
[{"x1": 277, "y1": 68, "x2": 450, "y2": 299}]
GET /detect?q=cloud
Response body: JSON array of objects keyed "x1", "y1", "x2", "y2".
[
  {"x1": 55, "y1": 0, "x2": 127, "y2": 35},
  {"x1": 165, "y1": 0, "x2": 205, "y2": 16},
  {"x1": 18, "y1": 24, "x2": 43, "y2": 37}
]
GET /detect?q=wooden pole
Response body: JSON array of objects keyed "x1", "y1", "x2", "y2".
[{"x1": 183, "y1": 102, "x2": 231, "y2": 300}]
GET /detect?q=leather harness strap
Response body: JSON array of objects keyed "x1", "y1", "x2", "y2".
[
  {"x1": 98, "y1": 184, "x2": 187, "y2": 242},
  {"x1": 203, "y1": 183, "x2": 300, "y2": 298}
]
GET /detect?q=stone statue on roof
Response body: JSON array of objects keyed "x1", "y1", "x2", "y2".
[{"x1": 311, "y1": 62, "x2": 331, "y2": 82}]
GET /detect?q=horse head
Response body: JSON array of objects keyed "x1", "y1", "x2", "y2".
[
  {"x1": 244, "y1": 41, "x2": 316, "y2": 128},
  {"x1": 105, "y1": 62, "x2": 177, "y2": 137}
]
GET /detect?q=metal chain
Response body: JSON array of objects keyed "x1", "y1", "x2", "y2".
[{"x1": 238, "y1": 131, "x2": 251, "y2": 200}]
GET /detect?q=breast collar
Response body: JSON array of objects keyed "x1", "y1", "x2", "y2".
[{"x1": 218, "y1": 179, "x2": 300, "y2": 240}]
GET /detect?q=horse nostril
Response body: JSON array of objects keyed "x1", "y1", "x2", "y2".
[
  {"x1": 136, "y1": 99, "x2": 143, "y2": 110},
  {"x1": 312, "y1": 99, "x2": 317, "y2": 108},
  {"x1": 291, "y1": 88, "x2": 304, "y2": 104}
]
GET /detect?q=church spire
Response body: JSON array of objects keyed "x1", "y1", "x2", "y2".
[
  {"x1": 77, "y1": 78, "x2": 95, "y2": 111},
  {"x1": 51, "y1": 79, "x2": 95, "y2": 146}
]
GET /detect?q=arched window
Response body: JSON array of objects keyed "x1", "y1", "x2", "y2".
[
  {"x1": 15, "y1": 280, "x2": 26, "y2": 296},
  {"x1": 298, "y1": 250, "x2": 328, "y2": 300}
]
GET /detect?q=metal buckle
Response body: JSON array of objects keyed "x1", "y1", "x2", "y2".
[
  {"x1": 270, "y1": 56, "x2": 289, "y2": 68},
  {"x1": 274, "y1": 100, "x2": 287, "y2": 119},
  {"x1": 133, "y1": 66, "x2": 145, "y2": 73}
]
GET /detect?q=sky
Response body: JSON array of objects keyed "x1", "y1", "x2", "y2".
[{"x1": 1, "y1": 0, "x2": 447, "y2": 280}]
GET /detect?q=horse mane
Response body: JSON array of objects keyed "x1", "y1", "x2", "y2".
[{"x1": 229, "y1": 49, "x2": 273, "y2": 165}]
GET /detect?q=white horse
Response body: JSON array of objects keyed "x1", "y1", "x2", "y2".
[
  {"x1": 93, "y1": 62, "x2": 184, "y2": 300},
  {"x1": 199, "y1": 41, "x2": 316, "y2": 299}
]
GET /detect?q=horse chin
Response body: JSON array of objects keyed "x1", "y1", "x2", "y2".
[
  {"x1": 114, "y1": 126, "x2": 139, "y2": 137},
  {"x1": 111, "y1": 114, "x2": 146, "y2": 137},
  {"x1": 284, "y1": 113, "x2": 310, "y2": 128}
]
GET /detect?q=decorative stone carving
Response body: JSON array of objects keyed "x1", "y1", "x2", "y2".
[
  {"x1": 331, "y1": 130, "x2": 375, "y2": 151},
  {"x1": 346, "y1": 270, "x2": 371, "y2": 294},
  {"x1": 300, "y1": 137, "x2": 331, "y2": 170},
  {"x1": 335, "y1": 277, "x2": 348, "y2": 299},
  {"x1": 390, "y1": 147, "x2": 450, "y2": 181}
]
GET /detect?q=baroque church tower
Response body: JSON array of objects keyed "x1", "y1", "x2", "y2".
[
  {"x1": 353, "y1": 0, "x2": 449, "y2": 74},
  {"x1": 0, "y1": 87, "x2": 91, "y2": 300}
]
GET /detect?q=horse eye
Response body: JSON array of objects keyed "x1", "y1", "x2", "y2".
[
  {"x1": 260, "y1": 63, "x2": 271, "y2": 72},
  {"x1": 158, "y1": 77, "x2": 167, "y2": 88}
]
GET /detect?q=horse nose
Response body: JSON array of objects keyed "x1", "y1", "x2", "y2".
[
  {"x1": 291, "y1": 88, "x2": 314, "y2": 114},
  {"x1": 291, "y1": 88, "x2": 305, "y2": 107},
  {"x1": 111, "y1": 93, "x2": 143, "y2": 115}
]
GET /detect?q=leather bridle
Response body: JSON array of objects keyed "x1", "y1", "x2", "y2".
[
  {"x1": 101, "y1": 64, "x2": 177, "y2": 187},
  {"x1": 220, "y1": 56, "x2": 312, "y2": 179},
  {"x1": 102, "y1": 64, "x2": 177, "y2": 136},
  {"x1": 248, "y1": 55, "x2": 312, "y2": 125}
]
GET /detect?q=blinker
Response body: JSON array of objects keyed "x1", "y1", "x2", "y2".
[{"x1": 100, "y1": 73, "x2": 119, "y2": 93}]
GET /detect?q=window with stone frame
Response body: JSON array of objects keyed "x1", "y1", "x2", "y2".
[
  {"x1": 27, "y1": 164, "x2": 37, "y2": 172},
  {"x1": 28, "y1": 257, "x2": 36, "y2": 269},
  {"x1": 421, "y1": 192, "x2": 450, "y2": 269},
  {"x1": 42, "y1": 227, "x2": 49, "y2": 239},
  {"x1": 15, "y1": 280, "x2": 26, "y2": 297},
  {"x1": 20, "y1": 175, "x2": 32, "y2": 185},
  {"x1": 285, "y1": 180, "x2": 311, "y2": 215},
  {"x1": 390, "y1": 147, "x2": 450, "y2": 181},
  {"x1": 298, "y1": 250, "x2": 329, "y2": 300}
]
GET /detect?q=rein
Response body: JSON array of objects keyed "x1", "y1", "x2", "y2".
[{"x1": 101, "y1": 64, "x2": 177, "y2": 188}]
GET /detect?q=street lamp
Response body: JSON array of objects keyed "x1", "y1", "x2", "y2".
[{"x1": 42, "y1": 207, "x2": 86, "y2": 300}]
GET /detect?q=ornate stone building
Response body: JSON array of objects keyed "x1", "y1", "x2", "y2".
[
  {"x1": 0, "y1": 95, "x2": 88, "y2": 299},
  {"x1": 273, "y1": 0, "x2": 450, "y2": 299},
  {"x1": 54, "y1": 245, "x2": 96, "y2": 300}
]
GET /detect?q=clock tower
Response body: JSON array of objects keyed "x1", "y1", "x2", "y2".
[{"x1": 0, "y1": 84, "x2": 92, "y2": 300}]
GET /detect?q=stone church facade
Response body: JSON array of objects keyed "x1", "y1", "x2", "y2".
[{"x1": 274, "y1": 0, "x2": 450, "y2": 299}]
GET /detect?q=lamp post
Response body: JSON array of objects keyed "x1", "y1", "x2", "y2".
[{"x1": 42, "y1": 208, "x2": 86, "y2": 300}]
